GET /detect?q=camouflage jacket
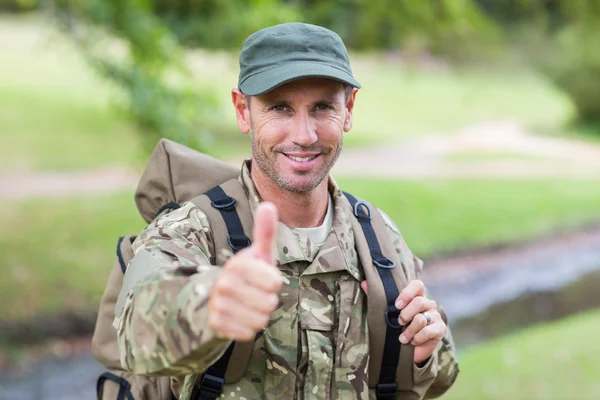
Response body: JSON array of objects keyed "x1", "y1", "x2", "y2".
[{"x1": 115, "y1": 162, "x2": 459, "y2": 399}]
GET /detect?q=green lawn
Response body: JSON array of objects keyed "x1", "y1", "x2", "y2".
[
  {"x1": 0, "y1": 15, "x2": 575, "y2": 173},
  {"x1": 445, "y1": 308, "x2": 600, "y2": 400},
  {"x1": 338, "y1": 177, "x2": 600, "y2": 257},
  {"x1": 0, "y1": 192, "x2": 145, "y2": 320},
  {"x1": 2, "y1": 178, "x2": 600, "y2": 321}
]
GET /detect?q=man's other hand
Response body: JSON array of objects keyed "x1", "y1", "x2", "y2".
[{"x1": 361, "y1": 279, "x2": 446, "y2": 365}]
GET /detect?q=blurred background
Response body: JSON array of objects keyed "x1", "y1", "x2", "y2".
[{"x1": 1, "y1": 0, "x2": 600, "y2": 399}]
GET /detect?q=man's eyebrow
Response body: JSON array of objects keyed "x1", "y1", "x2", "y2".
[
  {"x1": 259, "y1": 96, "x2": 289, "y2": 105},
  {"x1": 313, "y1": 96, "x2": 343, "y2": 106}
]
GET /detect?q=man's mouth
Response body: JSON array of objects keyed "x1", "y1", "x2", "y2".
[{"x1": 283, "y1": 154, "x2": 318, "y2": 163}]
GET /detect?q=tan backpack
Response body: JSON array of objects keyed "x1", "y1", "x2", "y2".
[{"x1": 91, "y1": 139, "x2": 417, "y2": 400}]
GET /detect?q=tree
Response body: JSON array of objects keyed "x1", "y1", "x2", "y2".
[{"x1": 50, "y1": 0, "x2": 221, "y2": 154}]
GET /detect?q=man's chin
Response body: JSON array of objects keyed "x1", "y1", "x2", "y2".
[{"x1": 276, "y1": 174, "x2": 326, "y2": 194}]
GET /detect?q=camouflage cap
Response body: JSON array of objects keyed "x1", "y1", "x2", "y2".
[{"x1": 238, "y1": 22, "x2": 361, "y2": 95}]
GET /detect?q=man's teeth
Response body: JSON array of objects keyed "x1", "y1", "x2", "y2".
[{"x1": 287, "y1": 155, "x2": 316, "y2": 162}]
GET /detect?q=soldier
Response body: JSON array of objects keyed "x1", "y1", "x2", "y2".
[{"x1": 115, "y1": 22, "x2": 459, "y2": 399}]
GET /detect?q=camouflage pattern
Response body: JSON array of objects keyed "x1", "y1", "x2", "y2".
[{"x1": 115, "y1": 161, "x2": 459, "y2": 399}]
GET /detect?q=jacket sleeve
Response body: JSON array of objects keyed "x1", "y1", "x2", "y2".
[
  {"x1": 379, "y1": 210, "x2": 460, "y2": 399},
  {"x1": 114, "y1": 202, "x2": 232, "y2": 376}
]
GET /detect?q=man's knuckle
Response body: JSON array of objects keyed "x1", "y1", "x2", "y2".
[
  {"x1": 414, "y1": 296, "x2": 427, "y2": 308},
  {"x1": 428, "y1": 299, "x2": 438, "y2": 310}
]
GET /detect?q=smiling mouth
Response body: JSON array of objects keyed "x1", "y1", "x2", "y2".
[{"x1": 283, "y1": 154, "x2": 318, "y2": 162}]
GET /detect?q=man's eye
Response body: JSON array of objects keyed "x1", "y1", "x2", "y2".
[
  {"x1": 270, "y1": 105, "x2": 288, "y2": 112},
  {"x1": 315, "y1": 104, "x2": 332, "y2": 111}
]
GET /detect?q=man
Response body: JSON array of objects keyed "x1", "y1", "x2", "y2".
[{"x1": 115, "y1": 22, "x2": 459, "y2": 399}]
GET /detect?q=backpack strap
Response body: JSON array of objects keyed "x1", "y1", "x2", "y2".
[
  {"x1": 188, "y1": 179, "x2": 255, "y2": 399},
  {"x1": 343, "y1": 192, "x2": 414, "y2": 399}
]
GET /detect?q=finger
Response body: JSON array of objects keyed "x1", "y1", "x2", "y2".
[
  {"x1": 360, "y1": 280, "x2": 368, "y2": 295},
  {"x1": 226, "y1": 255, "x2": 282, "y2": 293},
  {"x1": 209, "y1": 312, "x2": 256, "y2": 342},
  {"x1": 395, "y1": 280, "x2": 426, "y2": 309},
  {"x1": 214, "y1": 274, "x2": 280, "y2": 313},
  {"x1": 399, "y1": 312, "x2": 429, "y2": 344},
  {"x1": 411, "y1": 322, "x2": 445, "y2": 346},
  {"x1": 399, "y1": 296, "x2": 436, "y2": 326},
  {"x1": 242, "y1": 259, "x2": 283, "y2": 293},
  {"x1": 233, "y1": 285, "x2": 280, "y2": 314},
  {"x1": 252, "y1": 202, "x2": 279, "y2": 264},
  {"x1": 211, "y1": 295, "x2": 271, "y2": 331}
]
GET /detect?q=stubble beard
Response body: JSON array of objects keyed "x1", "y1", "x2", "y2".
[{"x1": 250, "y1": 128, "x2": 343, "y2": 194}]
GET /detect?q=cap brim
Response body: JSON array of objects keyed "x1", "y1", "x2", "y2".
[{"x1": 239, "y1": 61, "x2": 361, "y2": 96}]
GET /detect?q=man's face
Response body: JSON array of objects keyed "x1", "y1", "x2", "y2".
[{"x1": 233, "y1": 78, "x2": 357, "y2": 194}]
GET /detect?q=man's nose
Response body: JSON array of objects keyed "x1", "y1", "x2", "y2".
[{"x1": 290, "y1": 112, "x2": 317, "y2": 146}]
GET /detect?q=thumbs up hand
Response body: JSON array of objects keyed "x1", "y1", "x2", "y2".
[{"x1": 208, "y1": 202, "x2": 283, "y2": 341}]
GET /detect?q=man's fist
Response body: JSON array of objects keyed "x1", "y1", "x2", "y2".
[
  {"x1": 361, "y1": 279, "x2": 446, "y2": 365},
  {"x1": 208, "y1": 202, "x2": 283, "y2": 341}
]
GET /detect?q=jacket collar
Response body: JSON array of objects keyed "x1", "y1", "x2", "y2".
[{"x1": 238, "y1": 160, "x2": 362, "y2": 282}]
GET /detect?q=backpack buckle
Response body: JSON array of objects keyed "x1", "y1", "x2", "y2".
[
  {"x1": 385, "y1": 309, "x2": 403, "y2": 329},
  {"x1": 211, "y1": 196, "x2": 237, "y2": 210},
  {"x1": 352, "y1": 200, "x2": 371, "y2": 220},
  {"x1": 228, "y1": 234, "x2": 251, "y2": 253},
  {"x1": 373, "y1": 257, "x2": 395, "y2": 269},
  {"x1": 376, "y1": 382, "x2": 398, "y2": 399},
  {"x1": 199, "y1": 374, "x2": 225, "y2": 399}
]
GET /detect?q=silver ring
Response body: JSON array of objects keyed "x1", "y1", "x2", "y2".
[{"x1": 421, "y1": 311, "x2": 432, "y2": 325}]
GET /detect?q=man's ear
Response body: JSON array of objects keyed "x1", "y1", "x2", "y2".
[
  {"x1": 343, "y1": 88, "x2": 359, "y2": 132},
  {"x1": 232, "y1": 89, "x2": 251, "y2": 134}
]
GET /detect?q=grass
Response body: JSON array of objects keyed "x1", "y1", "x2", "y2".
[
  {"x1": 337, "y1": 177, "x2": 600, "y2": 257},
  {"x1": 0, "y1": 15, "x2": 577, "y2": 173},
  {"x1": 0, "y1": 192, "x2": 145, "y2": 320},
  {"x1": 445, "y1": 308, "x2": 600, "y2": 400},
  {"x1": 2, "y1": 178, "x2": 600, "y2": 321},
  {"x1": 0, "y1": 16, "x2": 142, "y2": 172}
]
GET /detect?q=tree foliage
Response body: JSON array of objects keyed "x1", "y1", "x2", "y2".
[{"x1": 50, "y1": 0, "x2": 221, "y2": 153}]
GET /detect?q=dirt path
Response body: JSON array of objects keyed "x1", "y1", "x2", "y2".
[
  {"x1": 333, "y1": 120, "x2": 600, "y2": 178},
  {"x1": 0, "y1": 167, "x2": 140, "y2": 200},
  {"x1": 2, "y1": 120, "x2": 600, "y2": 200}
]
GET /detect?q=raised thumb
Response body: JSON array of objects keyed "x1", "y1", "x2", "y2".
[{"x1": 252, "y1": 202, "x2": 279, "y2": 264}]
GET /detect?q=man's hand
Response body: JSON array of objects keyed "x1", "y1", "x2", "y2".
[
  {"x1": 361, "y1": 279, "x2": 446, "y2": 365},
  {"x1": 209, "y1": 202, "x2": 282, "y2": 341}
]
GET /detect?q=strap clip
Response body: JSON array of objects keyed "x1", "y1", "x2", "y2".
[
  {"x1": 227, "y1": 234, "x2": 251, "y2": 253},
  {"x1": 353, "y1": 200, "x2": 371, "y2": 219},
  {"x1": 376, "y1": 382, "x2": 398, "y2": 399},
  {"x1": 385, "y1": 309, "x2": 403, "y2": 330},
  {"x1": 373, "y1": 257, "x2": 395, "y2": 269},
  {"x1": 199, "y1": 374, "x2": 225, "y2": 399},
  {"x1": 211, "y1": 196, "x2": 237, "y2": 210}
]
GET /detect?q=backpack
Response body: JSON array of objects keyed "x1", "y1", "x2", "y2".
[{"x1": 91, "y1": 138, "x2": 416, "y2": 400}]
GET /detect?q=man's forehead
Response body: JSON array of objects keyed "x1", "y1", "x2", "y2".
[{"x1": 258, "y1": 78, "x2": 345, "y2": 100}]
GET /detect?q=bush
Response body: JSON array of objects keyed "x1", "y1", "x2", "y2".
[
  {"x1": 50, "y1": 0, "x2": 221, "y2": 154},
  {"x1": 0, "y1": 0, "x2": 38, "y2": 12},
  {"x1": 542, "y1": 24, "x2": 600, "y2": 123}
]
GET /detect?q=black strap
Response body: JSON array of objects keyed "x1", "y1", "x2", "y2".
[
  {"x1": 116, "y1": 237, "x2": 128, "y2": 274},
  {"x1": 204, "y1": 186, "x2": 251, "y2": 253},
  {"x1": 193, "y1": 186, "x2": 252, "y2": 399},
  {"x1": 116, "y1": 236, "x2": 137, "y2": 274},
  {"x1": 192, "y1": 343, "x2": 235, "y2": 400},
  {"x1": 344, "y1": 192, "x2": 404, "y2": 400},
  {"x1": 96, "y1": 371, "x2": 135, "y2": 400}
]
